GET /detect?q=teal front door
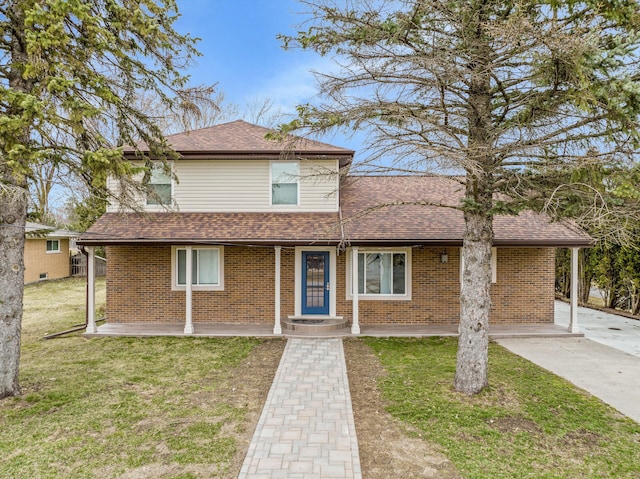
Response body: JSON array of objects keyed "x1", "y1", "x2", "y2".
[{"x1": 302, "y1": 251, "x2": 330, "y2": 315}]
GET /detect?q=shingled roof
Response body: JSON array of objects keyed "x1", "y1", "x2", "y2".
[
  {"x1": 123, "y1": 120, "x2": 354, "y2": 167},
  {"x1": 79, "y1": 176, "x2": 592, "y2": 247}
]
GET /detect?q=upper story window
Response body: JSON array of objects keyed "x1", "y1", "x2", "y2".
[
  {"x1": 46, "y1": 239, "x2": 60, "y2": 253},
  {"x1": 146, "y1": 163, "x2": 172, "y2": 206},
  {"x1": 271, "y1": 161, "x2": 299, "y2": 206}
]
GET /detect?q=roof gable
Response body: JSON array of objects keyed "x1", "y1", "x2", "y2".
[{"x1": 124, "y1": 120, "x2": 354, "y2": 166}]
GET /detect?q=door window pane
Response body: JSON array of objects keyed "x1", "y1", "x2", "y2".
[{"x1": 305, "y1": 254, "x2": 325, "y2": 308}]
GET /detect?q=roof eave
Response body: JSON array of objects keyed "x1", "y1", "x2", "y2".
[
  {"x1": 122, "y1": 149, "x2": 354, "y2": 167},
  {"x1": 492, "y1": 238, "x2": 594, "y2": 248},
  {"x1": 76, "y1": 238, "x2": 342, "y2": 247},
  {"x1": 77, "y1": 237, "x2": 593, "y2": 248}
]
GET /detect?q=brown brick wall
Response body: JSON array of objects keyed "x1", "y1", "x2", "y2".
[
  {"x1": 106, "y1": 245, "x2": 276, "y2": 323},
  {"x1": 280, "y1": 248, "x2": 295, "y2": 319},
  {"x1": 490, "y1": 248, "x2": 555, "y2": 324},
  {"x1": 337, "y1": 247, "x2": 462, "y2": 325},
  {"x1": 335, "y1": 247, "x2": 554, "y2": 325},
  {"x1": 105, "y1": 245, "x2": 554, "y2": 325},
  {"x1": 24, "y1": 238, "x2": 70, "y2": 283}
]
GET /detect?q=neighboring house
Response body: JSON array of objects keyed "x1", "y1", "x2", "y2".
[
  {"x1": 24, "y1": 222, "x2": 78, "y2": 284},
  {"x1": 78, "y1": 120, "x2": 592, "y2": 335}
]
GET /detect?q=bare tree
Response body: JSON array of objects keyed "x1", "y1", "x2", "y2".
[{"x1": 280, "y1": 0, "x2": 640, "y2": 394}]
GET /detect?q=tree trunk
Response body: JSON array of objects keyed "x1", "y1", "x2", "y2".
[
  {"x1": 0, "y1": 185, "x2": 27, "y2": 398},
  {"x1": 1, "y1": 1, "x2": 32, "y2": 398},
  {"x1": 555, "y1": 249, "x2": 571, "y2": 298},
  {"x1": 578, "y1": 249, "x2": 593, "y2": 304},
  {"x1": 454, "y1": 2, "x2": 495, "y2": 395},
  {"x1": 455, "y1": 209, "x2": 494, "y2": 395}
]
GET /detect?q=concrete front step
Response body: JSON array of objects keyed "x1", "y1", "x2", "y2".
[{"x1": 282, "y1": 316, "x2": 350, "y2": 333}]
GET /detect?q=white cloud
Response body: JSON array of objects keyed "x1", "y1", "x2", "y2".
[{"x1": 243, "y1": 55, "x2": 339, "y2": 117}]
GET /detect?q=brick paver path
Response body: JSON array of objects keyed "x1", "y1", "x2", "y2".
[{"x1": 238, "y1": 338, "x2": 362, "y2": 479}]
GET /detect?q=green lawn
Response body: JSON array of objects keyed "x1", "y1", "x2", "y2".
[
  {"x1": 365, "y1": 337, "x2": 640, "y2": 478},
  {"x1": 6, "y1": 279, "x2": 640, "y2": 478},
  {"x1": 0, "y1": 278, "x2": 281, "y2": 479}
]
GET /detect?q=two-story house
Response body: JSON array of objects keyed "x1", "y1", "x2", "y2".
[{"x1": 78, "y1": 120, "x2": 591, "y2": 336}]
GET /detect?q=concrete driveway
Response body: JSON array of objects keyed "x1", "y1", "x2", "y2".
[
  {"x1": 554, "y1": 301, "x2": 640, "y2": 358},
  {"x1": 496, "y1": 301, "x2": 640, "y2": 423}
]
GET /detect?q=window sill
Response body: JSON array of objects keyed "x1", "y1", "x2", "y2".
[
  {"x1": 172, "y1": 284, "x2": 224, "y2": 292},
  {"x1": 346, "y1": 295, "x2": 412, "y2": 301}
]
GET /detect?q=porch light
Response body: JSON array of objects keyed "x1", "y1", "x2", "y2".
[{"x1": 441, "y1": 251, "x2": 448, "y2": 263}]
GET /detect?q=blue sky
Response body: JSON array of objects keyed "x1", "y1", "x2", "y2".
[{"x1": 173, "y1": 0, "x2": 364, "y2": 154}]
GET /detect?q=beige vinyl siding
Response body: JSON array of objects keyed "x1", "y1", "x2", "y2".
[
  {"x1": 106, "y1": 171, "x2": 166, "y2": 213},
  {"x1": 108, "y1": 158, "x2": 339, "y2": 212},
  {"x1": 298, "y1": 160, "x2": 339, "y2": 212},
  {"x1": 175, "y1": 160, "x2": 269, "y2": 211},
  {"x1": 106, "y1": 177, "x2": 122, "y2": 212}
]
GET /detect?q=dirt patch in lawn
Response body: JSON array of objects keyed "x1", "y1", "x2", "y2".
[
  {"x1": 224, "y1": 339, "x2": 286, "y2": 477},
  {"x1": 157, "y1": 337, "x2": 461, "y2": 479},
  {"x1": 344, "y1": 338, "x2": 462, "y2": 479}
]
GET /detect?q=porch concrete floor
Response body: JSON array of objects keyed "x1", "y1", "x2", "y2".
[{"x1": 85, "y1": 321, "x2": 581, "y2": 339}]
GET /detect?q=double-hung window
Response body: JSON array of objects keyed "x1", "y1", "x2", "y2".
[
  {"x1": 347, "y1": 248, "x2": 412, "y2": 300},
  {"x1": 271, "y1": 161, "x2": 299, "y2": 205},
  {"x1": 146, "y1": 163, "x2": 172, "y2": 205},
  {"x1": 46, "y1": 239, "x2": 60, "y2": 253},
  {"x1": 172, "y1": 246, "x2": 224, "y2": 291}
]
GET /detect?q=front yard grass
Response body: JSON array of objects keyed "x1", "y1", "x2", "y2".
[
  {"x1": 364, "y1": 337, "x2": 640, "y2": 478},
  {"x1": 7, "y1": 278, "x2": 640, "y2": 478},
  {"x1": 0, "y1": 277, "x2": 284, "y2": 478}
]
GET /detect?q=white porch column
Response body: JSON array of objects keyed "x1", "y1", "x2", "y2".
[
  {"x1": 569, "y1": 247, "x2": 580, "y2": 333},
  {"x1": 351, "y1": 247, "x2": 360, "y2": 334},
  {"x1": 274, "y1": 246, "x2": 282, "y2": 334},
  {"x1": 184, "y1": 245, "x2": 194, "y2": 334},
  {"x1": 86, "y1": 246, "x2": 97, "y2": 334}
]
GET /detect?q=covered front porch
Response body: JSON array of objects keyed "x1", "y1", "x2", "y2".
[
  {"x1": 83, "y1": 245, "x2": 585, "y2": 337},
  {"x1": 84, "y1": 320, "x2": 582, "y2": 339}
]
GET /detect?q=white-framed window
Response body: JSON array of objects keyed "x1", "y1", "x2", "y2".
[
  {"x1": 346, "y1": 248, "x2": 412, "y2": 300},
  {"x1": 46, "y1": 239, "x2": 60, "y2": 253},
  {"x1": 171, "y1": 246, "x2": 224, "y2": 291},
  {"x1": 460, "y1": 247, "x2": 497, "y2": 284},
  {"x1": 270, "y1": 161, "x2": 299, "y2": 206},
  {"x1": 146, "y1": 162, "x2": 173, "y2": 206}
]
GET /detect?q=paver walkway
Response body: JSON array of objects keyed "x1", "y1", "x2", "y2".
[{"x1": 239, "y1": 338, "x2": 362, "y2": 479}]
